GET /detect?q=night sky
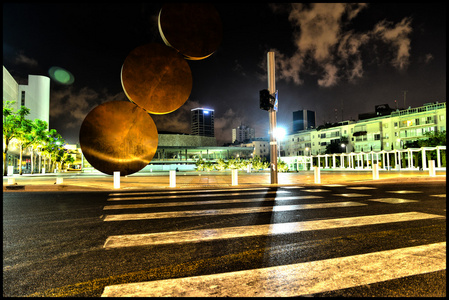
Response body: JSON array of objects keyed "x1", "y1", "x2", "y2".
[{"x1": 3, "y1": 3, "x2": 446, "y2": 145}]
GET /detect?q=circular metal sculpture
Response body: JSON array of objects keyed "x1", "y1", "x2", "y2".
[
  {"x1": 79, "y1": 101, "x2": 158, "y2": 176},
  {"x1": 121, "y1": 43, "x2": 192, "y2": 114},
  {"x1": 158, "y1": 3, "x2": 222, "y2": 60}
]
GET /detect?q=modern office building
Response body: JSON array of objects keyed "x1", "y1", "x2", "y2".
[
  {"x1": 3, "y1": 66, "x2": 50, "y2": 126},
  {"x1": 232, "y1": 124, "x2": 255, "y2": 143},
  {"x1": 292, "y1": 109, "x2": 316, "y2": 132},
  {"x1": 191, "y1": 107, "x2": 214, "y2": 137}
]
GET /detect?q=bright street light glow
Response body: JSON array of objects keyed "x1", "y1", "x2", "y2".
[{"x1": 274, "y1": 127, "x2": 286, "y2": 140}]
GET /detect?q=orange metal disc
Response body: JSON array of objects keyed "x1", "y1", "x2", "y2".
[
  {"x1": 158, "y1": 3, "x2": 222, "y2": 60},
  {"x1": 79, "y1": 101, "x2": 158, "y2": 176},
  {"x1": 121, "y1": 43, "x2": 192, "y2": 114}
]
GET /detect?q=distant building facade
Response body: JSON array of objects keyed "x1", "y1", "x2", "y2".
[
  {"x1": 191, "y1": 107, "x2": 214, "y2": 137},
  {"x1": 282, "y1": 102, "x2": 446, "y2": 156},
  {"x1": 292, "y1": 109, "x2": 316, "y2": 132},
  {"x1": 3, "y1": 66, "x2": 50, "y2": 126},
  {"x1": 232, "y1": 124, "x2": 255, "y2": 143}
]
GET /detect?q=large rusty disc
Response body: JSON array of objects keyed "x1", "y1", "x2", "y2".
[
  {"x1": 158, "y1": 3, "x2": 222, "y2": 60},
  {"x1": 121, "y1": 43, "x2": 192, "y2": 115},
  {"x1": 79, "y1": 101, "x2": 158, "y2": 176}
]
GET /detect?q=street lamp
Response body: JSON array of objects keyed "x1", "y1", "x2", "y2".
[
  {"x1": 341, "y1": 143, "x2": 346, "y2": 153},
  {"x1": 274, "y1": 127, "x2": 286, "y2": 158}
]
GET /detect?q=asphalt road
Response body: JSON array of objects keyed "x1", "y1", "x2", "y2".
[{"x1": 3, "y1": 181, "x2": 446, "y2": 297}]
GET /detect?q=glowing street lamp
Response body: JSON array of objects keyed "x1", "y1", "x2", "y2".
[{"x1": 274, "y1": 127, "x2": 286, "y2": 158}]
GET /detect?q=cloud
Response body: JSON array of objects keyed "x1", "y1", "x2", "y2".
[
  {"x1": 51, "y1": 86, "x2": 123, "y2": 130},
  {"x1": 317, "y1": 63, "x2": 339, "y2": 87},
  {"x1": 269, "y1": 3, "x2": 414, "y2": 87},
  {"x1": 372, "y1": 17, "x2": 413, "y2": 70},
  {"x1": 214, "y1": 108, "x2": 244, "y2": 144},
  {"x1": 151, "y1": 99, "x2": 201, "y2": 134},
  {"x1": 14, "y1": 53, "x2": 38, "y2": 67}
]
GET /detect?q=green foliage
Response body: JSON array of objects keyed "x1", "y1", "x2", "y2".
[
  {"x1": 251, "y1": 155, "x2": 270, "y2": 171},
  {"x1": 405, "y1": 130, "x2": 446, "y2": 148},
  {"x1": 215, "y1": 158, "x2": 228, "y2": 171},
  {"x1": 3, "y1": 101, "x2": 67, "y2": 174},
  {"x1": 194, "y1": 156, "x2": 270, "y2": 172},
  {"x1": 277, "y1": 158, "x2": 289, "y2": 172}
]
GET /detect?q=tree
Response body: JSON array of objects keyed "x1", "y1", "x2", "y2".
[
  {"x1": 418, "y1": 130, "x2": 446, "y2": 147},
  {"x1": 27, "y1": 119, "x2": 49, "y2": 174},
  {"x1": 3, "y1": 101, "x2": 31, "y2": 176},
  {"x1": 15, "y1": 117, "x2": 34, "y2": 175},
  {"x1": 277, "y1": 158, "x2": 289, "y2": 172},
  {"x1": 250, "y1": 155, "x2": 269, "y2": 171}
]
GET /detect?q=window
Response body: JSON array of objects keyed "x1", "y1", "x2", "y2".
[
  {"x1": 374, "y1": 134, "x2": 380, "y2": 141},
  {"x1": 21, "y1": 91, "x2": 25, "y2": 106},
  {"x1": 394, "y1": 122, "x2": 398, "y2": 128},
  {"x1": 415, "y1": 118, "x2": 420, "y2": 125}
]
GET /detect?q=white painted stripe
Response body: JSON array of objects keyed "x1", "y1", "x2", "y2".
[
  {"x1": 369, "y1": 198, "x2": 418, "y2": 204},
  {"x1": 430, "y1": 194, "x2": 446, "y2": 198},
  {"x1": 302, "y1": 189, "x2": 331, "y2": 192},
  {"x1": 333, "y1": 193, "x2": 370, "y2": 197},
  {"x1": 108, "y1": 190, "x2": 290, "y2": 201},
  {"x1": 281, "y1": 186, "x2": 304, "y2": 189},
  {"x1": 347, "y1": 186, "x2": 377, "y2": 190},
  {"x1": 109, "y1": 187, "x2": 270, "y2": 197},
  {"x1": 387, "y1": 190, "x2": 422, "y2": 194},
  {"x1": 101, "y1": 242, "x2": 446, "y2": 297},
  {"x1": 103, "y1": 202, "x2": 366, "y2": 221},
  {"x1": 103, "y1": 212, "x2": 441, "y2": 248},
  {"x1": 323, "y1": 184, "x2": 346, "y2": 187},
  {"x1": 104, "y1": 195, "x2": 323, "y2": 210}
]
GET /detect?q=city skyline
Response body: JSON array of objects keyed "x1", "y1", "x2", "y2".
[{"x1": 3, "y1": 3, "x2": 446, "y2": 145}]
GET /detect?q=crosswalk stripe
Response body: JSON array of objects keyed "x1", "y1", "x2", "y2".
[
  {"x1": 369, "y1": 198, "x2": 418, "y2": 204},
  {"x1": 333, "y1": 193, "x2": 370, "y2": 197},
  {"x1": 103, "y1": 212, "x2": 441, "y2": 248},
  {"x1": 103, "y1": 195, "x2": 323, "y2": 210},
  {"x1": 387, "y1": 190, "x2": 422, "y2": 194},
  {"x1": 103, "y1": 201, "x2": 367, "y2": 221},
  {"x1": 109, "y1": 187, "x2": 270, "y2": 197},
  {"x1": 108, "y1": 190, "x2": 290, "y2": 201},
  {"x1": 101, "y1": 241, "x2": 446, "y2": 297}
]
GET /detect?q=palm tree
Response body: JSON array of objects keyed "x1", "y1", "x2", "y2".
[
  {"x1": 27, "y1": 119, "x2": 48, "y2": 174},
  {"x1": 16, "y1": 118, "x2": 34, "y2": 175},
  {"x1": 3, "y1": 101, "x2": 31, "y2": 176}
]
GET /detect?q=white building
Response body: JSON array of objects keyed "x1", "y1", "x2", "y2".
[
  {"x1": 232, "y1": 124, "x2": 255, "y2": 143},
  {"x1": 3, "y1": 66, "x2": 50, "y2": 126},
  {"x1": 239, "y1": 138, "x2": 269, "y2": 159},
  {"x1": 282, "y1": 102, "x2": 446, "y2": 157}
]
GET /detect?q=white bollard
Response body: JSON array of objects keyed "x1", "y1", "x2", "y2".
[
  {"x1": 42, "y1": 167, "x2": 45, "y2": 174},
  {"x1": 429, "y1": 160, "x2": 436, "y2": 177},
  {"x1": 8, "y1": 177, "x2": 15, "y2": 185},
  {"x1": 232, "y1": 169, "x2": 238, "y2": 186},
  {"x1": 7, "y1": 166, "x2": 14, "y2": 176},
  {"x1": 372, "y1": 163, "x2": 379, "y2": 180},
  {"x1": 314, "y1": 166, "x2": 321, "y2": 184},
  {"x1": 56, "y1": 177, "x2": 63, "y2": 184},
  {"x1": 169, "y1": 170, "x2": 176, "y2": 188},
  {"x1": 113, "y1": 171, "x2": 120, "y2": 189},
  {"x1": 247, "y1": 164, "x2": 251, "y2": 173}
]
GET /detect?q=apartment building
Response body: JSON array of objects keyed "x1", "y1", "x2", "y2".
[{"x1": 281, "y1": 102, "x2": 446, "y2": 157}]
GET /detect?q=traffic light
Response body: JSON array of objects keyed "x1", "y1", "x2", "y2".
[{"x1": 260, "y1": 89, "x2": 274, "y2": 111}]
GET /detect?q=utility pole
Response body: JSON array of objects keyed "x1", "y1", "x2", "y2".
[{"x1": 267, "y1": 52, "x2": 278, "y2": 184}]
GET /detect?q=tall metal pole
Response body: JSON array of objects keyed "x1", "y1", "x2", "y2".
[{"x1": 267, "y1": 52, "x2": 278, "y2": 184}]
